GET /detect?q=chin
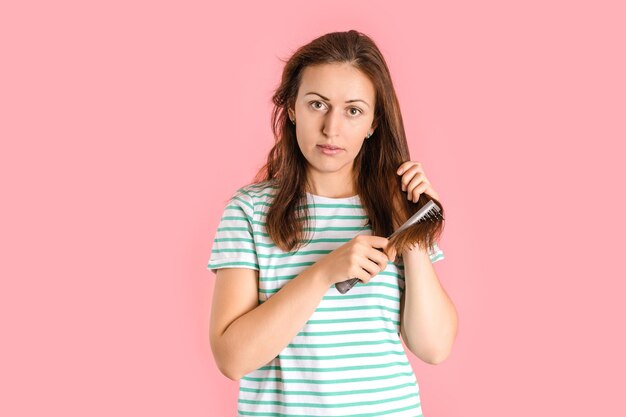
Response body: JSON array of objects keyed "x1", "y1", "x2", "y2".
[{"x1": 310, "y1": 160, "x2": 351, "y2": 173}]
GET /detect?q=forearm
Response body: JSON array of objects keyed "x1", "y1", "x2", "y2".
[
  {"x1": 400, "y1": 247, "x2": 458, "y2": 364},
  {"x1": 217, "y1": 264, "x2": 330, "y2": 380}
]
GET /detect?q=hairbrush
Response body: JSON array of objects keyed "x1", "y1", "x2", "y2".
[{"x1": 334, "y1": 199, "x2": 444, "y2": 294}]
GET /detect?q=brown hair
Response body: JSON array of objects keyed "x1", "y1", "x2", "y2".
[{"x1": 247, "y1": 29, "x2": 445, "y2": 257}]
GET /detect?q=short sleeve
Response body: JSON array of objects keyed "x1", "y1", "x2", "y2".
[
  {"x1": 206, "y1": 189, "x2": 259, "y2": 274},
  {"x1": 428, "y1": 242, "x2": 445, "y2": 263}
]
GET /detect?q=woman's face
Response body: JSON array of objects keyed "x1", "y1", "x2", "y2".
[{"x1": 289, "y1": 63, "x2": 376, "y2": 180}]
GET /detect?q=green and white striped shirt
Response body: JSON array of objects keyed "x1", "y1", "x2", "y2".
[{"x1": 207, "y1": 180, "x2": 444, "y2": 417}]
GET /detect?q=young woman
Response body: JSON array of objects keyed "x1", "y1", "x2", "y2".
[{"x1": 207, "y1": 30, "x2": 458, "y2": 417}]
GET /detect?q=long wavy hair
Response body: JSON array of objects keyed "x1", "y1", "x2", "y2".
[{"x1": 247, "y1": 30, "x2": 445, "y2": 257}]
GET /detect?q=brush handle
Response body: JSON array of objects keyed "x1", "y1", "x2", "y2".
[{"x1": 335, "y1": 278, "x2": 360, "y2": 294}]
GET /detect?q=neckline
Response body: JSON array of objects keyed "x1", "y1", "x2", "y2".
[{"x1": 306, "y1": 192, "x2": 361, "y2": 203}]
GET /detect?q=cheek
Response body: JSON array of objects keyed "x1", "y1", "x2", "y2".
[
  {"x1": 347, "y1": 138, "x2": 367, "y2": 155},
  {"x1": 295, "y1": 135, "x2": 320, "y2": 158}
]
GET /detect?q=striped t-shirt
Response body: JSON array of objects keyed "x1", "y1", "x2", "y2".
[{"x1": 207, "y1": 180, "x2": 444, "y2": 417}]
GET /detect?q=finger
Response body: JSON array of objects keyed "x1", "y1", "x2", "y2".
[
  {"x1": 406, "y1": 172, "x2": 425, "y2": 190},
  {"x1": 354, "y1": 269, "x2": 370, "y2": 284},
  {"x1": 369, "y1": 247, "x2": 391, "y2": 268},
  {"x1": 406, "y1": 174, "x2": 425, "y2": 199},
  {"x1": 397, "y1": 161, "x2": 422, "y2": 175},
  {"x1": 354, "y1": 261, "x2": 374, "y2": 283},
  {"x1": 397, "y1": 161, "x2": 416, "y2": 175},
  {"x1": 349, "y1": 259, "x2": 372, "y2": 283},
  {"x1": 385, "y1": 247, "x2": 396, "y2": 263},
  {"x1": 400, "y1": 165, "x2": 423, "y2": 191},
  {"x1": 360, "y1": 257, "x2": 385, "y2": 279},
  {"x1": 362, "y1": 235, "x2": 390, "y2": 250},
  {"x1": 381, "y1": 240, "x2": 396, "y2": 260},
  {"x1": 412, "y1": 182, "x2": 431, "y2": 202}
]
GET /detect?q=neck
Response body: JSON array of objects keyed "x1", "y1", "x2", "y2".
[{"x1": 305, "y1": 169, "x2": 357, "y2": 199}]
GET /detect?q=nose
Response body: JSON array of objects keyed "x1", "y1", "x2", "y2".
[{"x1": 322, "y1": 107, "x2": 341, "y2": 138}]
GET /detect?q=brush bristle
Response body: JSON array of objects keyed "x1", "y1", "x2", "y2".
[{"x1": 389, "y1": 196, "x2": 445, "y2": 257}]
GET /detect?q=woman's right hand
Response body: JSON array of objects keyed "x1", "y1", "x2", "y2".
[{"x1": 313, "y1": 235, "x2": 395, "y2": 286}]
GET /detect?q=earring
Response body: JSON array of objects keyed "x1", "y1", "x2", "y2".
[{"x1": 365, "y1": 132, "x2": 371, "y2": 139}]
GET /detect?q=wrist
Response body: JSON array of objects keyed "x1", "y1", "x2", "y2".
[
  {"x1": 402, "y1": 244, "x2": 429, "y2": 262},
  {"x1": 308, "y1": 262, "x2": 334, "y2": 289}
]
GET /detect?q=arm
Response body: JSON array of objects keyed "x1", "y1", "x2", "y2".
[
  {"x1": 209, "y1": 264, "x2": 330, "y2": 381},
  {"x1": 399, "y1": 246, "x2": 458, "y2": 364}
]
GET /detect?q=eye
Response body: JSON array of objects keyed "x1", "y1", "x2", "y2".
[
  {"x1": 348, "y1": 107, "x2": 363, "y2": 116},
  {"x1": 309, "y1": 100, "x2": 326, "y2": 110}
]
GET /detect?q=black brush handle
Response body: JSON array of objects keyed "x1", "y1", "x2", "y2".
[{"x1": 335, "y1": 278, "x2": 360, "y2": 294}]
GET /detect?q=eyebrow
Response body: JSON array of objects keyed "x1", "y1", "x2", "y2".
[{"x1": 304, "y1": 92, "x2": 370, "y2": 108}]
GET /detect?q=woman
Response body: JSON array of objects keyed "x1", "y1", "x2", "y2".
[{"x1": 207, "y1": 30, "x2": 458, "y2": 416}]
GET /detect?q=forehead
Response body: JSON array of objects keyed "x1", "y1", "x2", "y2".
[{"x1": 298, "y1": 63, "x2": 375, "y2": 101}]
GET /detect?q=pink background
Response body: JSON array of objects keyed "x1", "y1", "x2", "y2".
[{"x1": 2, "y1": 0, "x2": 625, "y2": 416}]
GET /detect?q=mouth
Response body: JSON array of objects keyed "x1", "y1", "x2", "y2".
[
  {"x1": 317, "y1": 145, "x2": 343, "y2": 150},
  {"x1": 317, "y1": 145, "x2": 343, "y2": 156}
]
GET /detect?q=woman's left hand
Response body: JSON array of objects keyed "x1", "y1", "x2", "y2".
[{"x1": 396, "y1": 161, "x2": 441, "y2": 203}]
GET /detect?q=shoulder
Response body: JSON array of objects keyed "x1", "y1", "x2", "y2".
[
  {"x1": 236, "y1": 179, "x2": 278, "y2": 197},
  {"x1": 230, "y1": 179, "x2": 279, "y2": 216}
]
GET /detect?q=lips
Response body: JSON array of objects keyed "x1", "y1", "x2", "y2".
[{"x1": 317, "y1": 145, "x2": 343, "y2": 156}]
